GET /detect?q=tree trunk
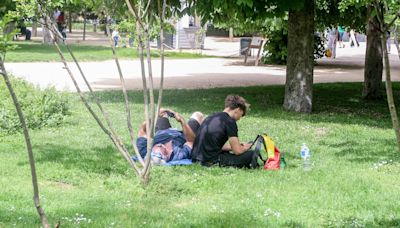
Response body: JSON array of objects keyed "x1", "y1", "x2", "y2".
[
  {"x1": 0, "y1": 61, "x2": 50, "y2": 228},
  {"x1": 382, "y1": 31, "x2": 400, "y2": 150},
  {"x1": 283, "y1": 0, "x2": 315, "y2": 113},
  {"x1": 363, "y1": 6, "x2": 383, "y2": 99},
  {"x1": 229, "y1": 27, "x2": 234, "y2": 42},
  {"x1": 32, "y1": 21, "x2": 37, "y2": 37},
  {"x1": 83, "y1": 11, "x2": 87, "y2": 41},
  {"x1": 68, "y1": 11, "x2": 72, "y2": 33}
]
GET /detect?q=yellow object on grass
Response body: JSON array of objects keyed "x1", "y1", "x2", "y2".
[{"x1": 262, "y1": 135, "x2": 275, "y2": 159}]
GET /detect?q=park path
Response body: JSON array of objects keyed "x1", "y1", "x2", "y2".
[{"x1": 5, "y1": 35, "x2": 400, "y2": 91}]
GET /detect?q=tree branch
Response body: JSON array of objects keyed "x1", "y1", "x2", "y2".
[{"x1": 103, "y1": 9, "x2": 145, "y2": 167}]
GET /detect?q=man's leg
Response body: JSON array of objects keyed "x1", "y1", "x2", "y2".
[
  {"x1": 218, "y1": 150, "x2": 258, "y2": 168},
  {"x1": 187, "y1": 111, "x2": 204, "y2": 135}
]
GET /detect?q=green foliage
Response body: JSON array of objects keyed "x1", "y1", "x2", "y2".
[
  {"x1": 262, "y1": 27, "x2": 288, "y2": 65},
  {"x1": 261, "y1": 18, "x2": 326, "y2": 65},
  {"x1": 1, "y1": 84, "x2": 400, "y2": 226},
  {"x1": 0, "y1": 76, "x2": 70, "y2": 136},
  {"x1": 0, "y1": 16, "x2": 18, "y2": 58}
]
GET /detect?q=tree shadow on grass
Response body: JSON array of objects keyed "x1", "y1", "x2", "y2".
[
  {"x1": 17, "y1": 143, "x2": 131, "y2": 176},
  {"x1": 91, "y1": 82, "x2": 396, "y2": 130},
  {"x1": 323, "y1": 138, "x2": 400, "y2": 163}
]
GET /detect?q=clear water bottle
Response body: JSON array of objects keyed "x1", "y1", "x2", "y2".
[{"x1": 300, "y1": 143, "x2": 312, "y2": 171}]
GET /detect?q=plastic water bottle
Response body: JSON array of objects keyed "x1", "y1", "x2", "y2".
[{"x1": 300, "y1": 143, "x2": 312, "y2": 171}]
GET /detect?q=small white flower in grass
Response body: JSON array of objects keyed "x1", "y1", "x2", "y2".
[
  {"x1": 264, "y1": 208, "x2": 281, "y2": 218},
  {"x1": 256, "y1": 192, "x2": 262, "y2": 198}
]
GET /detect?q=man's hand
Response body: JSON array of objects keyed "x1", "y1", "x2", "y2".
[
  {"x1": 242, "y1": 143, "x2": 252, "y2": 151},
  {"x1": 174, "y1": 112, "x2": 185, "y2": 123}
]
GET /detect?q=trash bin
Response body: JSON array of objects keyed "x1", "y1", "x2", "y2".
[{"x1": 240, "y1": 37, "x2": 251, "y2": 56}]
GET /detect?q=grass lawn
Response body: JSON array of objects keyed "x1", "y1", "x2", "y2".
[
  {"x1": 5, "y1": 41, "x2": 209, "y2": 62},
  {"x1": 1, "y1": 83, "x2": 400, "y2": 227}
]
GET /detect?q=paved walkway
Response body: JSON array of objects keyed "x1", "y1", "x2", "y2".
[{"x1": 5, "y1": 35, "x2": 400, "y2": 91}]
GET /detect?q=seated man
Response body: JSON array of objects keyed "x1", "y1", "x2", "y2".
[
  {"x1": 136, "y1": 109, "x2": 204, "y2": 164},
  {"x1": 191, "y1": 95, "x2": 256, "y2": 168},
  {"x1": 20, "y1": 26, "x2": 31, "y2": 40}
]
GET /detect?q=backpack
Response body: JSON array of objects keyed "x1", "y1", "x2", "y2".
[{"x1": 252, "y1": 134, "x2": 286, "y2": 170}]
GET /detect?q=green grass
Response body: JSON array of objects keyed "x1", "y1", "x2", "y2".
[
  {"x1": 5, "y1": 41, "x2": 210, "y2": 62},
  {"x1": 1, "y1": 83, "x2": 400, "y2": 227}
]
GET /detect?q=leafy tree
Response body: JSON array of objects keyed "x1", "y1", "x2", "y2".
[{"x1": 194, "y1": 0, "x2": 314, "y2": 112}]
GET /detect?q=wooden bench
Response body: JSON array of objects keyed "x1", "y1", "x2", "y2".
[
  {"x1": 14, "y1": 33, "x2": 24, "y2": 40},
  {"x1": 244, "y1": 37, "x2": 264, "y2": 66}
]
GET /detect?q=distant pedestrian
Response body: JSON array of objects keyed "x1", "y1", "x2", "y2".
[
  {"x1": 349, "y1": 29, "x2": 359, "y2": 47},
  {"x1": 386, "y1": 30, "x2": 391, "y2": 53},
  {"x1": 112, "y1": 28, "x2": 120, "y2": 47},
  {"x1": 327, "y1": 27, "x2": 338, "y2": 59},
  {"x1": 57, "y1": 11, "x2": 66, "y2": 38},
  {"x1": 338, "y1": 26, "x2": 345, "y2": 48}
]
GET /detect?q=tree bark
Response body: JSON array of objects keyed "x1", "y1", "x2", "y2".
[
  {"x1": 283, "y1": 0, "x2": 315, "y2": 113},
  {"x1": 32, "y1": 21, "x2": 37, "y2": 37},
  {"x1": 363, "y1": 6, "x2": 383, "y2": 99}
]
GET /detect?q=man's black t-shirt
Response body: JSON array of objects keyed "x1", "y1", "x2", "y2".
[{"x1": 191, "y1": 112, "x2": 238, "y2": 164}]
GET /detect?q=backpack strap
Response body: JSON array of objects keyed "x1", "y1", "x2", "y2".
[{"x1": 253, "y1": 135, "x2": 266, "y2": 163}]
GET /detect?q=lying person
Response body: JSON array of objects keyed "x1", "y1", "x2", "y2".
[{"x1": 136, "y1": 109, "x2": 204, "y2": 164}]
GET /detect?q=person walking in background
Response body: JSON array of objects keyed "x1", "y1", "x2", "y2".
[
  {"x1": 112, "y1": 27, "x2": 120, "y2": 47},
  {"x1": 327, "y1": 26, "x2": 338, "y2": 59},
  {"x1": 349, "y1": 29, "x2": 359, "y2": 47},
  {"x1": 387, "y1": 30, "x2": 391, "y2": 53},
  {"x1": 338, "y1": 26, "x2": 345, "y2": 48},
  {"x1": 57, "y1": 11, "x2": 66, "y2": 38}
]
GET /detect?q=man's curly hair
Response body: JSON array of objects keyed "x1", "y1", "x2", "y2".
[{"x1": 224, "y1": 95, "x2": 250, "y2": 116}]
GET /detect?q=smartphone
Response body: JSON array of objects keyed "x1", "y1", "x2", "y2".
[{"x1": 165, "y1": 111, "x2": 175, "y2": 118}]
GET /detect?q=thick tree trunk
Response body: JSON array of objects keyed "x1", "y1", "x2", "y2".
[
  {"x1": 283, "y1": 0, "x2": 315, "y2": 113},
  {"x1": 32, "y1": 21, "x2": 37, "y2": 37},
  {"x1": 363, "y1": 6, "x2": 383, "y2": 99}
]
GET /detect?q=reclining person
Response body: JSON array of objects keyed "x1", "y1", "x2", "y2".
[
  {"x1": 136, "y1": 109, "x2": 204, "y2": 164},
  {"x1": 191, "y1": 95, "x2": 256, "y2": 168}
]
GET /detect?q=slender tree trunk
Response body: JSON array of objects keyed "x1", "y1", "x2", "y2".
[
  {"x1": 363, "y1": 6, "x2": 383, "y2": 99},
  {"x1": 283, "y1": 0, "x2": 315, "y2": 113},
  {"x1": 68, "y1": 11, "x2": 72, "y2": 33},
  {"x1": 83, "y1": 11, "x2": 87, "y2": 41},
  {"x1": 382, "y1": 32, "x2": 400, "y2": 150},
  {"x1": 0, "y1": 61, "x2": 50, "y2": 228}
]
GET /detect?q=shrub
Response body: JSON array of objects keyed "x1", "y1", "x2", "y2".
[
  {"x1": 261, "y1": 28, "x2": 288, "y2": 65},
  {"x1": 0, "y1": 76, "x2": 70, "y2": 136}
]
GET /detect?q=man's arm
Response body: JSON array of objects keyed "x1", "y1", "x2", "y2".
[
  {"x1": 174, "y1": 112, "x2": 196, "y2": 145},
  {"x1": 228, "y1": 137, "x2": 251, "y2": 155}
]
